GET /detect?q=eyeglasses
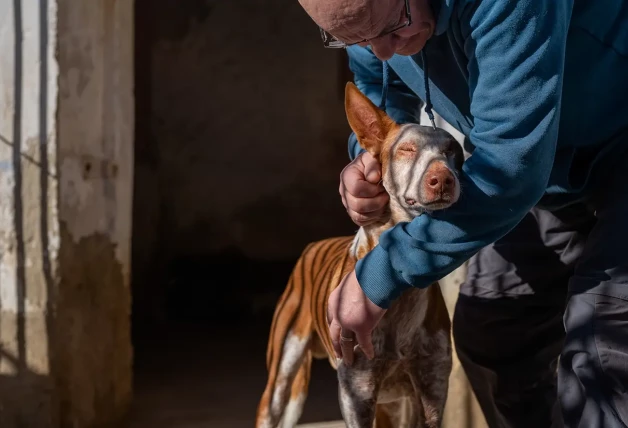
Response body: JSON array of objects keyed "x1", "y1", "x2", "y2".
[{"x1": 319, "y1": 0, "x2": 412, "y2": 49}]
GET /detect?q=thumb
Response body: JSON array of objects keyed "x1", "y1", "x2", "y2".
[
  {"x1": 355, "y1": 329, "x2": 375, "y2": 360},
  {"x1": 361, "y1": 152, "x2": 382, "y2": 184},
  {"x1": 327, "y1": 287, "x2": 339, "y2": 326},
  {"x1": 329, "y1": 320, "x2": 342, "y2": 359}
]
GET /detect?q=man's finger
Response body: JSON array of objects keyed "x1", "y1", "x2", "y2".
[
  {"x1": 339, "y1": 183, "x2": 348, "y2": 209},
  {"x1": 345, "y1": 191, "x2": 389, "y2": 215},
  {"x1": 347, "y1": 209, "x2": 377, "y2": 227},
  {"x1": 347, "y1": 208, "x2": 385, "y2": 226},
  {"x1": 340, "y1": 162, "x2": 384, "y2": 198},
  {"x1": 344, "y1": 171, "x2": 386, "y2": 198},
  {"x1": 361, "y1": 152, "x2": 382, "y2": 184},
  {"x1": 340, "y1": 329, "x2": 356, "y2": 366},
  {"x1": 355, "y1": 329, "x2": 375, "y2": 360},
  {"x1": 326, "y1": 299, "x2": 335, "y2": 326},
  {"x1": 329, "y1": 321, "x2": 342, "y2": 358}
]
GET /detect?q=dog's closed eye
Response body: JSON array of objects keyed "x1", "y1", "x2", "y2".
[{"x1": 397, "y1": 142, "x2": 416, "y2": 152}]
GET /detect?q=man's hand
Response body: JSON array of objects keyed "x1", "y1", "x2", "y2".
[
  {"x1": 327, "y1": 270, "x2": 387, "y2": 366},
  {"x1": 340, "y1": 152, "x2": 389, "y2": 226}
]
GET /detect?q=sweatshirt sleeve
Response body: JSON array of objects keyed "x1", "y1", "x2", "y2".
[
  {"x1": 346, "y1": 45, "x2": 423, "y2": 160},
  {"x1": 355, "y1": 0, "x2": 572, "y2": 308}
]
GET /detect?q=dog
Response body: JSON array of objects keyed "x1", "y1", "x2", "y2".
[{"x1": 255, "y1": 82, "x2": 464, "y2": 428}]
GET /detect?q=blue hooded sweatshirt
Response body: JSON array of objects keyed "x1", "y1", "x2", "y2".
[{"x1": 348, "y1": 0, "x2": 628, "y2": 308}]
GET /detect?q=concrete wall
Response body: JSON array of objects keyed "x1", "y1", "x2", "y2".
[
  {"x1": 55, "y1": 1, "x2": 134, "y2": 426},
  {"x1": 0, "y1": 0, "x2": 134, "y2": 426}
]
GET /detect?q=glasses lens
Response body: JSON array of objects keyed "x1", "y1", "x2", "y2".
[{"x1": 383, "y1": 18, "x2": 410, "y2": 37}]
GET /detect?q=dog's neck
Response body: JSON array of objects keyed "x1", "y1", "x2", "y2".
[{"x1": 349, "y1": 198, "x2": 421, "y2": 261}]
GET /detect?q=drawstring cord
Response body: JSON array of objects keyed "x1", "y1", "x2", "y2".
[
  {"x1": 380, "y1": 48, "x2": 436, "y2": 130},
  {"x1": 380, "y1": 61, "x2": 390, "y2": 110},
  {"x1": 421, "y1": 50, "x2": 437, "y2": 130}
]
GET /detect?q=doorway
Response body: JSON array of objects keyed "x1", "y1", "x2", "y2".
[{"x1": 129, "y1": 1, "x2": 355, "y2": 426}]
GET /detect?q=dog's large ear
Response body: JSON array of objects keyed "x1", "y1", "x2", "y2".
[{"x1": 345, "y1": 82, "x2": 395, "y2": 158}]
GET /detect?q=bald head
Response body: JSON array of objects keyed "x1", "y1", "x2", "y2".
[
  {"x1": 299, "y1": 0, "x2": 436, "y2": 61},
  {"x1": 299, "y1": 0, "x2": 396, "y2": 42}
]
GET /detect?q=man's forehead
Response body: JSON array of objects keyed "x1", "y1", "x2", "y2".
[{"x1": 299, "y1": 0, "x2": 386, "y2": 35}]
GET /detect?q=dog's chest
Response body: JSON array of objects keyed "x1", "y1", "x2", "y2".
[
  {"x1": 377, "y1": 362, "x2": 417, "y2": 404},
  {"x1": 374, "y1": 339, "x2": 431, "y2": 405},
  {"x1": 373, "y1": 288, "x2": 442, "y2": 402},
  {"x1": 375, "y1": 288, "x2": 430, "y2": 353}
]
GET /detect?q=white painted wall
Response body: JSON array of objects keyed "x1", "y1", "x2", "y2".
[{"x1": 0, "y1": 0, "x2": 59, "y2": 374}]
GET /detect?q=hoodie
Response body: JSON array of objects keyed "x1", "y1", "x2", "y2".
[{"x1": 348, "y1": 0, "x2": 628, "y2": 308}]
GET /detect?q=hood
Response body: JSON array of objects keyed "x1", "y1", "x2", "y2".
[
  {"x1": 379, "y1": 0, "x2": 456, "y2": 127},
  {"x1": 380, "y1": 50, "x2": 436, "y2": 129},
  {"x1": 431, "y1": 0, "x2": 456, "y2": 36}
]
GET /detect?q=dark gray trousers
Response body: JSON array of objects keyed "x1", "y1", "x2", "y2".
[{"x1": 453, "y1": 164, "x2": 628, "y2": 427}]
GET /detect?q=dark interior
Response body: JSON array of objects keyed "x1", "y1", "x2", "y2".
[{"x1": 130, "y1": 1, "x2": 356, "y2": 426}]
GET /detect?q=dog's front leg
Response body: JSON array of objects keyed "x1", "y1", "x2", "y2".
[
  {"x1": 410, "y1": 330, "x2": 452, "y2": 428},
  {"x1": 337, "y1": 357, "x2": 381, "y2": 428}
]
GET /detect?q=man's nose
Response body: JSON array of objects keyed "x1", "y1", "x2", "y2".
[{"x1": 370, "y1": 36, "x2": 397, "y2": 61}]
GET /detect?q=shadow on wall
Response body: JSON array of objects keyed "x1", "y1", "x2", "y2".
[
  {"x1": 132, "y1": 0, "x2": 357, "y2": 329},
  {"x1": 0, "y1": 0, "x2": 56, "y2": 425}
]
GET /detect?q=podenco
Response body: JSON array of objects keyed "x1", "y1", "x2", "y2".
[{"x1": 256, "y1": 82, "x2": 464, "y2": 428}]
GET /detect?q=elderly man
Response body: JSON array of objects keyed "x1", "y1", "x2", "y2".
[{"x1": 298, "y1": 0, "x2": 628, "y2": 427}]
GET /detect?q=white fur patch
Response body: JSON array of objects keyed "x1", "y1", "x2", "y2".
[
  {"x1": 279, "y1": 393, "x2": 306, "y2": 428},
  {"x1": 349, "y1": 227, "x2": 367, "y2": 258},
  {"x1": 270, "y1": 334, "x2": 308, "y2": 419}
]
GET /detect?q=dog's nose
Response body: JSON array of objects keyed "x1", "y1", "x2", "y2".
[
  {"x1": 405, "y1": 198, "x2": 417, "y2": 206},
  {"x1": 427, "y1": 171, "x2": 455, "y2": 192},
  {"x1": 422, "y1": 162, "x2": 455, "y2": 198}
]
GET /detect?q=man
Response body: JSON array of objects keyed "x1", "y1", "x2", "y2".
[{"x1": 297, "y1": 0, "x2": 628, "y2": 427}]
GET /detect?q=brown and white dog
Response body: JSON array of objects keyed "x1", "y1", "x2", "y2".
[{"x1": 255, "y1": 82, "x2": 464, "y2": 428}]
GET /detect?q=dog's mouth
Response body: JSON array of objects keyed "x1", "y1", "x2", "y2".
[
  {"x1": 403, "y1": 200, "x2": 452, "y2": 214},
  {"x1": 408, "y1": 195, "x2": 455, "y2": 211},
  {"x1": 421, "y1": 199, "x2": 455, "y2": 210}
]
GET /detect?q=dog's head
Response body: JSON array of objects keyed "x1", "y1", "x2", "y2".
[{"x1": 345, "y1": 82, "x2": 463, "y2": 219}]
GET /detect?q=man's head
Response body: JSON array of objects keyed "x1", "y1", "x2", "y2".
[{"x1": 299, "y1": 0, "x2": 435, "y2": 60}]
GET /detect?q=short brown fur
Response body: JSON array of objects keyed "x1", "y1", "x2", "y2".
[{"x1": 256, "y1": 83, "x2": 458, "y2": 428}]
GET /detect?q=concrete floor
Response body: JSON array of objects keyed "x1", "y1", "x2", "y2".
[{"x1": 129, "y1": 322, "x2": 343, "y2": 428}]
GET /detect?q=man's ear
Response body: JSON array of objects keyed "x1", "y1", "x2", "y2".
[{"x1": 345, "y1": 82, "x2": 395, "y2": 158}]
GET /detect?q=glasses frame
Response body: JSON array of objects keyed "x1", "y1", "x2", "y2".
[{"x1": 319, "y1": 0, "x2": 412, "y2": 49}]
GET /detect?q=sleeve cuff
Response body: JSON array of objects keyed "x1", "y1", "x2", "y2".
[{"x1": 355, "y1": 244, "x2": 412, "y2": 309}]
